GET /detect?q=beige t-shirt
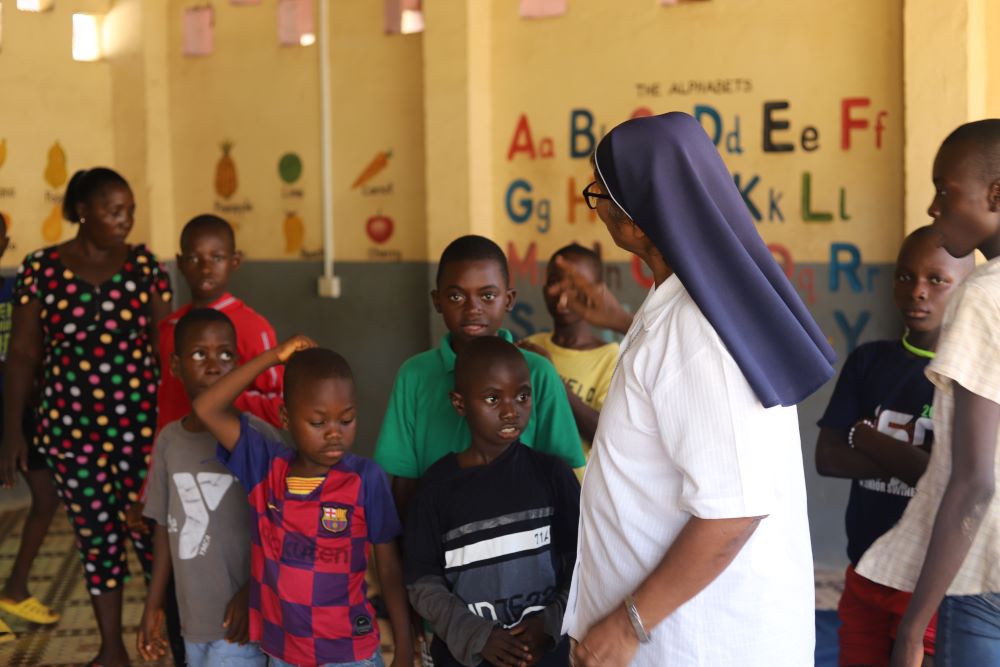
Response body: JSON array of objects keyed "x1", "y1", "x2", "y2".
[{"x1": 858, "y1": 256, "x2": 1000, "y2": 595}]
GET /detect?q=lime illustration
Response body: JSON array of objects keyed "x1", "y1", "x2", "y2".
[{"x1": 279, "y1": 152, "x2": 303, "y2": 184}]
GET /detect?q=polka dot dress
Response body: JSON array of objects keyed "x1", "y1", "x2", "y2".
[{"x1": 14, "y1": 244, "x2": 172, "y2": 595}]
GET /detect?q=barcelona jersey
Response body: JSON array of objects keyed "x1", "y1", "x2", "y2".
[{"x1": 219, "y1": 415, "x2": 401, "y2": 666}]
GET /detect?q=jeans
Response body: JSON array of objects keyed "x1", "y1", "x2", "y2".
[
  {"x1": 183, "y1": 639, "x2": 267, "y2": 667},
  {"x1": 936, "y1": 592, "x2": 1000, "y2": 666},
  {"x1": 268, "y1": 649, "x2": 385, "y2": 667}
]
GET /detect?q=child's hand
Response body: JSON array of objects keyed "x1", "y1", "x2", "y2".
[
  {"x1": 275, "y1": 335, "x2": 318, "y2": 363},
  {"x1": 222, "y1": 584, "x2": 250, "y2": 645},
  {"x1": 136, "y1": 606, "x2": 167, "y2": 661},
  {"x1": 481, "y1": 626, "x2": 533, "y2": 667},
  {"x1": 516, "y1": 340, "x2": 552, "y2": 363},
  {"x1": 126, "y1": 501, "x2": 149, "y2": 534},
  {"x1": 510, "y1": 615, "x2": 553, "y2": 666}
]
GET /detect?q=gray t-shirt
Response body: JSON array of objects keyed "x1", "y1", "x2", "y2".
[{"x1": 144, "y1": 415, "x2": 281, "y2": 643}]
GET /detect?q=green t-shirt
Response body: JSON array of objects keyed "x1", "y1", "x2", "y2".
[{"x1": 374, "y1": 329, "x2": 585, "y2": 479}]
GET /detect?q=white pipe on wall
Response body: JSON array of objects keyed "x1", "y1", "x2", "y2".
[{"x1": 316, "y1": 0, "x2": 340, "y2": 298}]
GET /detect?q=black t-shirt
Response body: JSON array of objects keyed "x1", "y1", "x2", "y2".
[
  {"x1": 818, "y1": 339, "x2": 934, "y2": 565},
  {"x1": 404, "y1": 442, "x2": 580, "y2": 667}
]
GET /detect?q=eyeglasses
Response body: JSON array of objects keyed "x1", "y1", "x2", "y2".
[{"x1": 582, "y1": 181, "x2": 613, "y2": 210}]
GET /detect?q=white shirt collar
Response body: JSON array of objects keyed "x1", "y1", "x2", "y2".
[{"x1": 638, "y1": 273, "x2": 686, "y2": 331}]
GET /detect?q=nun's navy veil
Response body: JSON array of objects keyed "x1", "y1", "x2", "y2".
[{"x1": 595, "y1": 112, "x2": 836, "y2": 408}]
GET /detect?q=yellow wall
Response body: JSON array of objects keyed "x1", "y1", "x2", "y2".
[
  {"x1": 1, "y1": 0, "x2": 998, "y2": 270},
  {"x1": 988, "y1": 0, "x2": 1000, "y2": 118},
  {"x1": 165, "y1": 0, "x2": 425, "y2": 263},
  {"x1": 0, "y1": 0, "x2": 114, "y2": 265},
  {"x1": 488, "y1": 0, "x2": 903, "y2": 268}
]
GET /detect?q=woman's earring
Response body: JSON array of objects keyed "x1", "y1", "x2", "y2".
[{"x1": 79, "y1": 218, "x2": 86, "y2": 224}]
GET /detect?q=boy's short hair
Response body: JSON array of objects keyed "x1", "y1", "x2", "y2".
[
  {"x1": 436, "y1": 235, "x2": 510, "y2": 287},
  {"x1": 174, "y1": 308, "x2": 237, "y2": 355},
  {"x1": 942, "y1": 119, "x2": 1000, "y2": 182},
  {"x1": 454, "y1": 336, "x2": 528, "y2": 393},
  {"x1": 180, "y1": 214, "x2": 236, "y2": 251},
  {"x1": 284, "y1": 348, "x2": 354, "y2": 404},
  {"x1": 552, "y1": 243, "x2": 603, "y2": 283}
]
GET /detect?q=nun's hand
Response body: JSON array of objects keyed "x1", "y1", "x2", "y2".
[
  {"x1": 572, "y1": 606, "x2": 638, "y2": 667},
  {"x1": 550, "y1": 256, "x2": 633, "y2": 335}
]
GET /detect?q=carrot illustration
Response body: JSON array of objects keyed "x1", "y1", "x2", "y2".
[{"x1": 351, "y1": 150, "x2": 392, "y2": 189}]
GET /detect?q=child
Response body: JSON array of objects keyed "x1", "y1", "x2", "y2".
[
  {"x1": 0, "y1": 214, "x2": 60, "y2": 641},
  {"x1": 519, "y1": 244, "x2": 618, "y2": 463},
  {"x1": 404, "y1": 336, "x2": 579, "y2": 667},
  {"x1": 137, "y1": 309, "x2": 270, "y2": 666},
  {"x1": 375, "y1": 235, "x2": 584, "y2": 517},
  {"x1": 815, "y1": 226, "x2": 973, "y2": 666},
  {"x1": 193, "y1": 336, "x2": 413, "y2": 667},
  {"x1": 857, "y1": 119, "x2": 1000, "y2": 665},
  {"x1": 158, "y1": 214, "x2": 284, "y2": 431},
  {"x1": 136, "y1": 214, "x2": 284, "y2": 666}
]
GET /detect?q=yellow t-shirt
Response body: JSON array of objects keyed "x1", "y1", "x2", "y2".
[{"x1": 522, "y1": 332, "x2": 619, "y2": 461}]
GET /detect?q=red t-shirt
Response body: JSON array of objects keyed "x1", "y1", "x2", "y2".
[{"x1": 157, "y1": 294, "x2": 284, "y2": 431}]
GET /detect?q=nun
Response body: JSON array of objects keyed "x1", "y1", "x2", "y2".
[{"x1": 561, "y1": 112, "x2": 836, "y2": 667}]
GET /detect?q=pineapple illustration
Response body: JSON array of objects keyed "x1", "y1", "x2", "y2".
[
  {"x1": 284, "y1": 211, "x2": 304, "y2": 254},
  {"x1": 42, "y1": 203, "x2": 63, "y2": 243},
  {"x1": 215, "y1": 141, "x2": 238, "y2": 199},
  {"x1": 44, "y1": 142, "x2": 68, "y2": 189}
]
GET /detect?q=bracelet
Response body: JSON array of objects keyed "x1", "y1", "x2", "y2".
[
  {"x1": 848, "y1": 419, "x2": 876, "y2": 448},
  {"x1": 624, "y1": 594, "x2": 652, "y2": 644}
]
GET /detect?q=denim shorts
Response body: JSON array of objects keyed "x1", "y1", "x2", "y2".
[
  {"x1": 936, "y1": 592, "x2": 1000, "y2": 667},
  {"x1": 268, "y1": 648, "x2": 385, "y2": 667},
  {"x1": 183, "y1": 638, "x2": 267, "y2": 667}
]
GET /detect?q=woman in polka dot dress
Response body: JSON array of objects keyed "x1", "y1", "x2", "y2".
[{"x1": 0, "y1": 167, "x2": 172, "y2": 667}]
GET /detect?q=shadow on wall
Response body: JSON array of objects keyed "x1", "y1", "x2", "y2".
[{"x1": 200, "y1": 260, "x2": 433, "y2": 457}]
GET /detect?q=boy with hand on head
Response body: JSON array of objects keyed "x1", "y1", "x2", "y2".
[
  {"x1": 404, "y1": 337, "x2": 579, "y2": 667},
  {"x1": 137, "y1": 309, "x2": 271, "y2": 666},
  {"x1": 193, "y1": 336, "x2": 412, "y2": 667},
  {"x1": 815, "y1": 226, "x2": 973, "y2": 666},
  {"x1": 857, "y1": 120, "x2": 1000, "y2": 666},
  {"x1": 519, "y1": 244, "x2": 618, "y2": 464},
  {"x1": 375, "y1": 235, "x2": 584, "y2": 518}
]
